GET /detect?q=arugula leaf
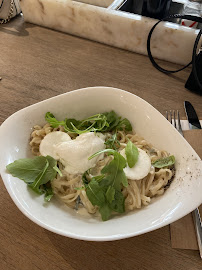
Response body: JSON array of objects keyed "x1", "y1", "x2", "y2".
[
  {"x1": 86, "y1": 149, "x2": 128, "y2": 221},
  {"x1": 42, "y1": 184, "x2": 54, "y2": 202},
  {"x1": 45, "y1": 111, "x2": 132, "y2": 135},
  {"x1": 104, "y1": 133, "x2": 120, "y2": 150},
  {"x1": 7, "y1": 155, "x2": 58, "y2": 201},
  {"x1": 41, "y1": 156, "x2": 57, "y2": 184},
  {"x1": 45, "y1": 112, "x2": 65, "y2": 128},
  {"x1": 6, "y1": 156, "x2": 48, "y2": 184},
  {"x1": 125, "y1": 140, "x2": 139, "y2": 168},
  {"x1": 30, "y1": 160, "x2": 49, "y2": 194},
  {"x1": 53, "y1": 165, "x2": 62, "y2": 176},
  {"x1": 64, "y1": 118, "x2": 82, "y2": 133},
  {"x1": 103, "y1": 111, "x2": 120, "y2": 131},
  {"x1": 101, "y1": 151, "x2": 127, "y2": 190},
  {"x1": 82, "y1": 172, "x2": 110, "y2": 221},
  {"x1": 79, "y1": 114, "x2": 108, "y2": 131},
  {"x1": 121, "y1": 173, "x2": 128, "y2": 188},
  {"x1": 152, "y1": 155, "x2": 175, "y2": 168},
  {"x1": 99, "y1": 204, "x2": 111, "y2": 221},
  {"x1": 110, "y1": 190, "x2": 125, "y2": 213},
  {"x1": 89, "y1": 149, "x2": 128, "y2": 190},
  {"x1": 91, "y1": 175, "x2": 105, "y2": 182},
  {"x1": 64, "y1": 114, "x2": 108, "y2": 134},
  {"x1": 30, "y1": 156, "x2": 57, "y2": 193},
  {"x1": 106, "y1": 186, "x2": 115, "y2": 203},
  {"x1": 45, "y1": 193, "x2": 53, "y2": 202},
  {"x1": 102, "y1": 111, "x2": 132, "y2": 132},
  {"x1": 116, "y1": 118, "x2": 132, "y2": 131},
  {"x1": 85, "y1": 179, "x2": 106, "y2": 206}
]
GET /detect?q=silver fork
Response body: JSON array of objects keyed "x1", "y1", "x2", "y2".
[
  {"x1": 166, "y1": 110, "x2": 183, "y2": 136},
  {"x1": 166, "y1": 110, "x2": 202, "y2": 258}
]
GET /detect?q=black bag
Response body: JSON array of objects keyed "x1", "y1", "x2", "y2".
[
  {"x1": 147, "y1": 14, "x2": 202, "y2": 95},
  {"x1": 185, "y1": 48, "x2": 202, "y2": 95}
]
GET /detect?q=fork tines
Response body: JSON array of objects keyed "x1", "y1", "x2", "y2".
[{"x1": 165, "y1": 110, "x2": 183, "y2": 136}]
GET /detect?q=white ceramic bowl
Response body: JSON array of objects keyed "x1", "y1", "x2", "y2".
[{"x1": 0, "y1": 87, "x2": 202, "y2": 241}]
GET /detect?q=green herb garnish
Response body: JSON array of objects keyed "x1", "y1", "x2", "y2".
[
  {"x1": 102, "y1": 111, "x2": 132, "y2": 132},
  {"x1": 84, "y1": 149, "x2": 128, "y2": 221},
  {"x1": 42, "y1": 183, "x2": 54, "y2": 202},
  {"x1": 104, "y1": 133, "x2": 120, "y2": 150},
  {"x1": 53, "y1": 165, "x2": 62, "y2": 176},
  {"x1": 116, "y1": 118, "x2": 132, "y2": 131},
  {"x1": 152, "y1": 155, "x2": 175, "y2": 168},
  {"x1": 6, "y1": 156, "x2": 48, "y2": 184},
  {"x1": 125, "y1": 140, "x2": 139, "y2": 168},
  {"x1": 45, "y1": 111, "x2": 132, "y2": 135},
  {"x1": 45, "y1": 112, "x2": 65, "y2": 128},
  {"x1": 6, "y1": 155, "x2": 59, "y2": 201}
]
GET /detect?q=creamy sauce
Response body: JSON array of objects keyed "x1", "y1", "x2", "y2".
[
  {"x1": 55, "y1": 132, "x2": 105, "y2": 174},
  {"x1": 39, "y1": 131, "x2": 71, "y2": 160},
  {"x1": 40, "y1": 131, "x2": 106, "y2": 174}
]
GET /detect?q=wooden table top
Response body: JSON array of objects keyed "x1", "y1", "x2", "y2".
[{"x1": 0, "y1": 15, "x2": 202, "y2": 270}]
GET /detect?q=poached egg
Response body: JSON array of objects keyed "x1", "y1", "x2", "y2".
[{"x1": 120, "y1": 147, "x2": 151, "y2": 180}]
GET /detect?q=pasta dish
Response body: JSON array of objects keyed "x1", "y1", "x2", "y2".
[{"x1": 7, "y1": 111, "x2": 175, "y2": 221}]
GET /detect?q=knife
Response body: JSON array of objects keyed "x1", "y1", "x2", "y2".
[
  {"x1": 184, "y1": 101, "x2": 202, "y2": 129},
  {"x1": 184, "y1": 101, "x2": 202, "y2": 258}
]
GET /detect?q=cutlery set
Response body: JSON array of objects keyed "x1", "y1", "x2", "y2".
[{"x1": 167, "y1": 101, "x2": 202, "y2": 258}]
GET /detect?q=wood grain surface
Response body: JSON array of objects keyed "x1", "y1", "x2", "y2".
[{"x1": 0, "y1": 15, "x2": 202, "y2": 270}]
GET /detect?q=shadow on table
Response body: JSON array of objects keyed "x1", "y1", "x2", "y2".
[{"x1": 0, "y1": 14, "x2": 35, "y2": 37}]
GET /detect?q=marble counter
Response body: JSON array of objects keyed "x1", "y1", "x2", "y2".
[
  {"x1": 73, "y1": 0, "x2": 113, "y2": 8},
  {"x1": 20, "y1": 0, "x2": 202, "y2": 65}
]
